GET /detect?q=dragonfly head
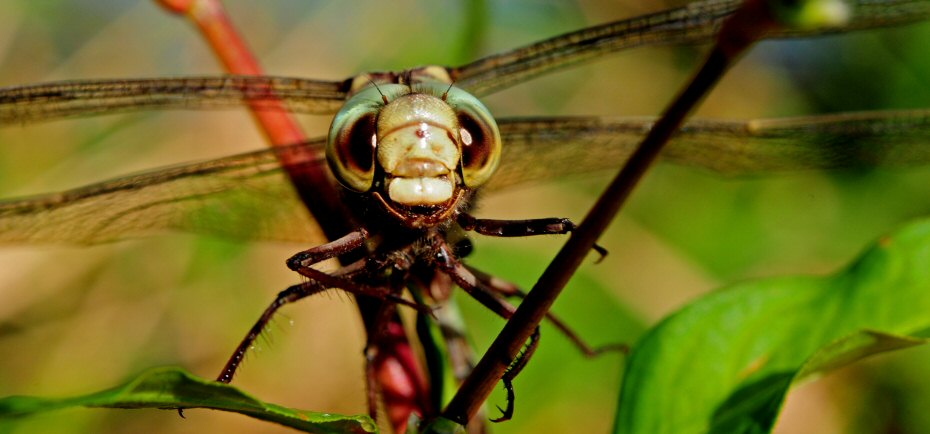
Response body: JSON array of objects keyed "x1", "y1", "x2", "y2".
[{"x1": 327, "y1": 82, "x2": 501, "y2": 227}]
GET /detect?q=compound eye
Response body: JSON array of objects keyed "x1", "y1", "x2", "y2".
[
  {"x1": 328, "y1": 107, "x2": 378, "y2": 192},
  {"x1": 457, "y1": 106, "x2": 501, "y2": 188}
]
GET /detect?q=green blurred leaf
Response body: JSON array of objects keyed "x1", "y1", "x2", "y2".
[
  {"x1": 768, "y1": 0, "x2": 851, "y2": 30},
  {"x1": 0, "y1": 367, "x2": 377, "y2": 434},
  {"x1": 417, "y1": 416, "x2": 466, "y2": 434},
  {"x1": 614, "y1": 219, "x2": 930, "y2": 434}
]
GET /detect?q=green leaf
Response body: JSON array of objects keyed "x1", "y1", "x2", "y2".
[
  {"x1": 417, "y1": 416, "x2": 466, "y2": 434},
  {"x1": 614, "y1": 219, "x2": 930, "y2": 434},
  {"x1": 0, "y1": 367, "x2": 377, "y2": 434}
]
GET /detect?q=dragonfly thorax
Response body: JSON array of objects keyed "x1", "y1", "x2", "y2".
[{"x1": 327, "y1": 81, "x2": 501, "y2": 228}]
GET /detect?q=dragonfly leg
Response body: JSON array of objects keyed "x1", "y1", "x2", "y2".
[
  {"x1": 431, "y1": 233, "x2": 623, "y2": 421},
  {"x1": 408, "y1": 271, "x2": 491, "y2": 433},
  {"x1": 432, "y1": 238, "x2": 543, "y2": 422},
  {"x1": 286, "y1": 229, "x2": 368, "y2": 270},
  {"x1": 490, "y1": 327, "x2": 540, "y2": 423},
  {"x1": 219, "y1": 235, "x2": 427, "y2": 385},
  {"x1": 289, "y1": 234, "x2": 435, "y2": 423},
  {"x1": 465, "y1": 264, "x2": 629, "y2": 357},
  {"x1": 456, "y1": 214, "x2": 608, "y2": 260},
  {"x1": 287, "y1": 230, "x2": 429, "y2": 314},
  {"x1": 291, "y1": 265, "x2": 427, "y2": 313},
  {"x1": 457, "y1": 214, "x2": 575, "y2": 237},
  {"x1": 217, "y1": 280, "x2": 327, "y2": 383},
  {"x1": 218, "y1": 273, "x2": 425, "y2": 384}
]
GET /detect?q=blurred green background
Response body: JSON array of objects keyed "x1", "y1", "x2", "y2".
[{"x1": 1, "y1": 1, "x2": 929, "y2": 433}]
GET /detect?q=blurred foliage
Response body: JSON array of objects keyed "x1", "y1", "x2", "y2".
[
  {"x1": 0, "y1": 367, "x2": 377, "y2": 433},
  {"x1": 616, "y1": 219, "x2": 930, "y2": 433},
  {"x1": 0, "y1": 1, "x2": 928, "y2": 433}
]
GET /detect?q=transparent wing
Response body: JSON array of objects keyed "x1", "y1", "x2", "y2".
[
  {"x1": 0, "y1": 76, "x2": 347, "y2": 125},
  {"x1": 488, "y1": 109, "x2": 930, "y2": 191},
  {"x1": 0, "y1": 140, "x2": 326, "y2": 245},
  {"x1": 2, "y1": 110, "x2": 927, "y2": 245},
  {"x1": 3, "y1": 0, "x2": 926, "y2": 125},
  {"x1": 452, "y1": 0, "x2": 930, "y2": 96}
]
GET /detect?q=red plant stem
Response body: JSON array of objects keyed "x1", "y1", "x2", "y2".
[
  {"x1": 441, "y1": 0, "x2": 778, "y2": 426},
  {"x1": 155, "y1": 0, "x2": 303, "y2": 150}
]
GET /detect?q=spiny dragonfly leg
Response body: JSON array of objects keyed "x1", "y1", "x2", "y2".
[
  {"x1": 287, "y1": 232, "x2": 433, "y2": 422},
  {"x1": 286, "y1": 229, "x2": 428, "y2": 313},
  {"x1": 491, "y1": 327, "x2": 540, "y2": 423},
  {"x1": 457, "y1": 214, "x2": 608, "y2": 261},
  {"x1": 217, "y1": 280, "x2": 329, "y2": 383},
  {"x1": 465, "y1": 264, "x2": 629, "y2": 357},
  {"x1": 286, "y1": 228, "x2": 368, "y2": 269},
  {"x1": 220, "y1": 231, "x2": 429, "y2": 386},
  {"x1": 457, "y1": 214, "x2": 575, "y2": 237},
  {"x1": 433, "y1": 238, "x2": 541, "y2": 422},
  {"x1": 412, "y1": 271, "x2": 496, "y2": 433}
]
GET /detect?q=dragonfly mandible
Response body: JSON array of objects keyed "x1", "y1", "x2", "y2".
[{"x1": 1, "y1": 1, "x2": 930, "y2": 433}]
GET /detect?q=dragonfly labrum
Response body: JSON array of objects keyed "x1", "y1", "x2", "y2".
[{"x1": 1, "y1": 1, "x2": 930, "y2": 433}]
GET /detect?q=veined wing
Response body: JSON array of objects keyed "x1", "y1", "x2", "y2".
[
  {"x1": 3, "y1": 0, "x2": 927, "y2": 125},
  {"x1": 451, "y1": 0, "x2": 930, "y2": 96},
  {"x1": 489, "y1": 109, "x2": 930, "y2": 191},
  {"x1": 2, "y1": 110, "x2": 928, "y2": 245},
  {"x1": 0, "y1": 76, "x2": 347, "y2": 125},
  {"x1": 0, "y1": 140, "x2": 325, "y2": 245}
]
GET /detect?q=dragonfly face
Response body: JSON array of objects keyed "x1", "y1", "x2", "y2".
[{"x1": 328, "y1": 80, "x2": 501, "y2": 228}]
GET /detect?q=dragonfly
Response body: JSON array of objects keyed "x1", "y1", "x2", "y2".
[{"x1": 2, "y1": 1, "x2": 930, "y2": 433}]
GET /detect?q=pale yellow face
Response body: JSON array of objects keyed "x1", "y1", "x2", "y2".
[
  {"x1": 376, "y1": 93, "x2": 460, "y2": 205},
  {"x1": 326, "y1": 81, "x2": 501, "y2": 212}
]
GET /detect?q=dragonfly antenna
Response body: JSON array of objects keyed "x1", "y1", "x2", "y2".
[
  {"x1": 370, "y1": 81, "x2": 389, "y2": 105},
  {"x1": 441, "y1": 81, "x2": 455, "y2": 101},
  {"x1": 401, "y1": 70, "x2": 415, "y2": 93}
]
